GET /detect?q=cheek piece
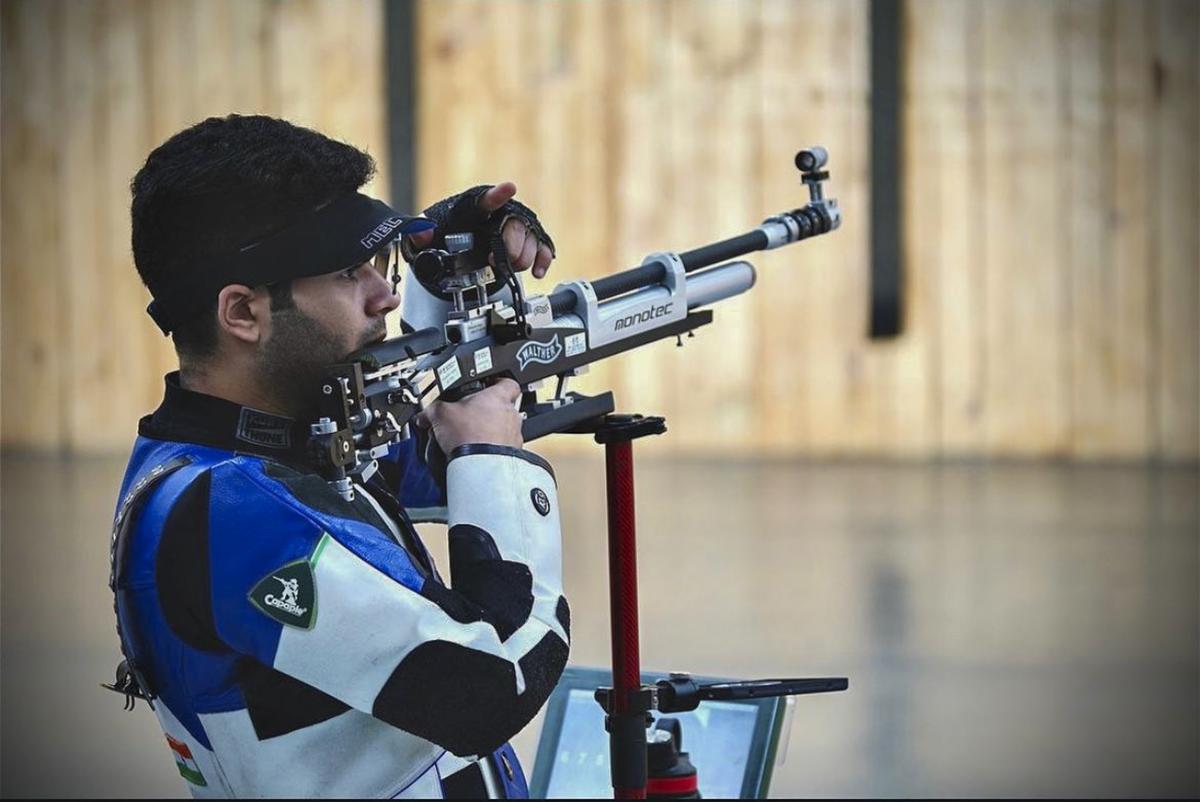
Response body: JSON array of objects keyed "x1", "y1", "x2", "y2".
[{"x1": 146, "y1": 193, "x2": 436, "y2": 336}]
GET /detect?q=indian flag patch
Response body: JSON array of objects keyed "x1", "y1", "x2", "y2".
[{"x1": 166, "y1": 734, "x2": 208, "y2": 787}]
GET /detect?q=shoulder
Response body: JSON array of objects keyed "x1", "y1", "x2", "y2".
[
  {"x1": 126, "y1": 446, "x2": 333, "y2": 578},
  {"x1": 132, "y1": 445, "x2": 343, "y2": 531},
  {"x1": 129, "y1": 439, "x2": 422, "y2": 590}
]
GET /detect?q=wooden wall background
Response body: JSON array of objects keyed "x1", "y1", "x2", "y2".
[
  {"x1": 2, "y1": 0, "x2": 1197, "y2": 460},
  {"x1": 1, "y1": 0, "x2": 390, "y2": 453}
]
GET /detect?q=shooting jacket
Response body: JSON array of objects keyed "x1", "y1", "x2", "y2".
[{"x1": 110, "y1": 374, "x2": 570, "y2": 798}]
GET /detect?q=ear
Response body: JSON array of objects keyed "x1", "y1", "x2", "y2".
[{"x1": 216, "y1": 284, "x2": 270, "y2": 345}]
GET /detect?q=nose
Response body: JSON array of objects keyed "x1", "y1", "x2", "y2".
[{"x1": 365, "y1": 268, "x2": 401, "y2": 317}]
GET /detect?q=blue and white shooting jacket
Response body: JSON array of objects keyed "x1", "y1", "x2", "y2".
[{"x1": 111, "y1": 373, "x2": 569, "y2": 798}]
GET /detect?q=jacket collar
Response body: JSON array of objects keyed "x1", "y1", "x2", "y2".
[{"x1": 139, "y1": 373, "x2": 313, "y2": 468}]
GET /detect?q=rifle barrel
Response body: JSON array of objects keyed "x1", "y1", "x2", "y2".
[
  {"x1": 546, "y1": 228, "x2": 769, "y2": 317},
  {"x1": 678, "y1": 229, "x2": 770, "y2": 271}
]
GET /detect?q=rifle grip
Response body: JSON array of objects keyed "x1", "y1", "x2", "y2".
[
  {"x1": 416, "y1": 424, "x2": 449, "y2": 491},
  {"x1": 439, "y1": 379, "x2": 485, "y2": 403}
]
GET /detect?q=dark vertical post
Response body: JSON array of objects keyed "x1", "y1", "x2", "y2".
[
  {"x1": 385, "y1": 0, "x2": 417, "y2": 212},
  {"x1": 870, "y1": 0, "x2": 904, "y2": 338}
]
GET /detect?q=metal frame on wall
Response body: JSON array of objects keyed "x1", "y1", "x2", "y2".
[
  {"x1": 385, "y1": 0, "x2": 417, "y2": 214},
  {"x1": 869, "y1": 0, "x2": 904, "y2": 338}
]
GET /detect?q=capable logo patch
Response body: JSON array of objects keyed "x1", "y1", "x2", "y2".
[{"x1": 249, "y1": 559, "x2": 316, "y2": 629}]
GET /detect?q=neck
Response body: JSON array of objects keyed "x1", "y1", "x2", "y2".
[{"x1": 179, "y1": 363, "x2": 297, "y2": 419}]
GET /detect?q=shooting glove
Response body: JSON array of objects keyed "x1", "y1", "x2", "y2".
[{"x1": 402, "y1": 185, "x2": 557, "y2": 295}]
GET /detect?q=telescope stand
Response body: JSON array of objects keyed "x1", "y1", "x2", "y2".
[
  {"x1": 577, "y1": 414, "x2": 665, "y2": 799},
  {"x1": 572, "y1": 413, "x2": 848, "y2": 800}
]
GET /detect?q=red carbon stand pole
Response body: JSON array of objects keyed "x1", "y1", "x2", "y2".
[
  {"x1": 606, "y1": 439, "x2": 644, "y2": 800},
  {"x1": 591, "y1": 415, "x2": 665, "y2": 801}
]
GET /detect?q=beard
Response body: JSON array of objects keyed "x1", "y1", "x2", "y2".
[{"x1": 256, "y1": 308, "x2": 386, "y2": 420}]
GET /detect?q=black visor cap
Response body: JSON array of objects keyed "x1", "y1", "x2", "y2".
[{"x1": 147, "y1": 193, "x2": 435, "y2": 335}]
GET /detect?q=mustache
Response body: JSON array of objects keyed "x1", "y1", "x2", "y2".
[{"x1": 354, "y1": 320, "x2": 389, "y2": 352}]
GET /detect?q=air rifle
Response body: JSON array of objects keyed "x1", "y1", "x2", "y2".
[{"x1": 309, "y1": 147, "x2": 840, "y2": 500}]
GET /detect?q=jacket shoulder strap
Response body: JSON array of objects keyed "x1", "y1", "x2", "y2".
[{"x1": 104, "y1": 455, "x2": 193, "y2": 710}]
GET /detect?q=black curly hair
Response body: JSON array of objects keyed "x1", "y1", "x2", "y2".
[{"x1": 130, "y1": 114, "x2": 376, "y2": 358}]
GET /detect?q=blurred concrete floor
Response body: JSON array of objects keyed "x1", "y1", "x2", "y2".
[{"x1": 1, "y1": 451, "x2": 1197, "y2": 798}]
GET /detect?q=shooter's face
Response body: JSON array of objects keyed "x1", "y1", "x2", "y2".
[
  {"x1": 290, "y1": 258, "x2": 400, "y2": 355},
  {"x1": 255, "y1": 259, "x2": 400, "y2": 417}
]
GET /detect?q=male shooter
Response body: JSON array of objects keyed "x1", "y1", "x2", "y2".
[{"x1": 110, "y1": 114, "x2": 566, "y2": 798}]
